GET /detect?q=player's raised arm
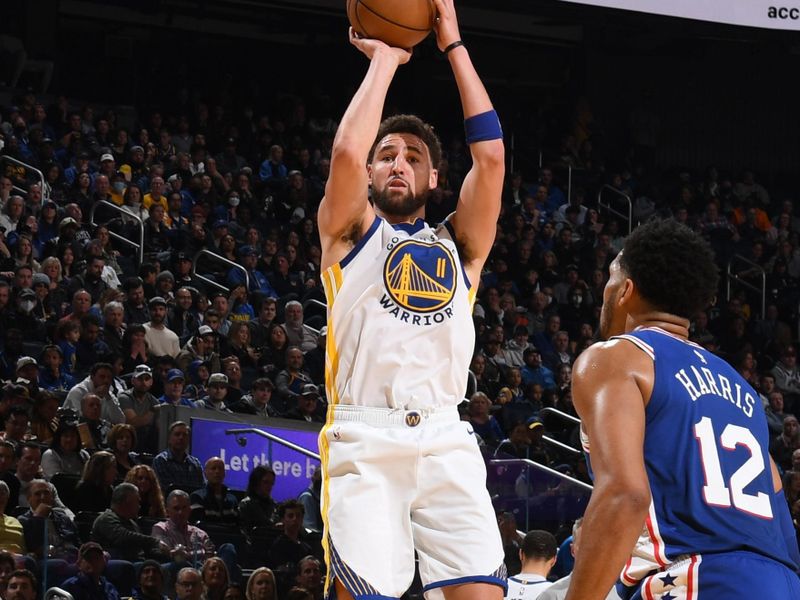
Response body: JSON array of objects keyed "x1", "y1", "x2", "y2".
[
  {"x1": 318, "y1": 31, "x2": 410, "y2": 269},
  {"x1": 434, "y1": 0, "x2": 504, "y2": 278},
  {"x1": 565, "y1": 341, "x2": 653, "y2": 600}
]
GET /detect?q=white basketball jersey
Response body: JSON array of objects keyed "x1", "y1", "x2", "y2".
[{"x1": 321, "y1": 216, "x2": 477, "y2": 410}]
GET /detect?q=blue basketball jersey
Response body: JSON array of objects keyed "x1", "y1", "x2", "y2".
[{"x1": 611, "y1": 327, "x2": 799, "y2": 577}]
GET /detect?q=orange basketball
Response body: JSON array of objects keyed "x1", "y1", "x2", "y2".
[{"x1": 347, "y1": 0, "x2": 436, "y2": 49}]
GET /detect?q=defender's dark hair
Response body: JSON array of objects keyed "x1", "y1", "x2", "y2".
[
  {"x1": 520, "y1": 529, "x2": 558, "y2": 560},
  {"x1": 370, "y1": 114, "x2": 442, "y2": 169},
  {"x1": 620, "y1": 219, "x2": 718, "y2": 319}
]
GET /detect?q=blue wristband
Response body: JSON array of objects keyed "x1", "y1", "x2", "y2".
[{"x1": 464, "y1": 110, "x2": 503, "y2": 144}]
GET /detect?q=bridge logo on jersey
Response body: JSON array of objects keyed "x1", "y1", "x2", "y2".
[{"x1": 382, "y1": 240, "x2": 457, "y2": 313}]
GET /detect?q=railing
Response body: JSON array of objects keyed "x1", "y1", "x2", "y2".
[
  {"x1": 89, "y1": 200, "x2": 144, "y2": 265},
  {"x1": 540, "y1": 406, "x2": 581, "y2": 426},
  {"x1": 225, "y1": 427, "x2": 321, "y2": 461},
  {"x1": 191, "y1": 249, "x2": 250, "y2": 295},
  {"x1": 541, "y1": 435, "x2": 582, "y2": 455},
  {"x1": 726, "y1": 254, "x2": 767, "y2": 320},
  {"x1": 597, "y1": 184, "x2": 633, "y2": 234},
  {"x1": 0, "y1": 154, "x2": 49, "y2": 202},
  {"x1": 490, "y1": 458, "x2": 593, "y2": 492}
]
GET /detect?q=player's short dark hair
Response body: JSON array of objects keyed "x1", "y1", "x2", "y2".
[
  {"x1": 370, "y1": 114, "x2": 443, "y2": 169},
  {"x1": 520, "y1": 530, "x2": 558, "y2": 560},
  {"x1": 620, "y1": 219, "x2": 718, "y2": 319}
]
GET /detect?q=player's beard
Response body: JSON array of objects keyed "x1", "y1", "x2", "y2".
[{"x1": 372, "y1": 184, "x2": 429, "y2": 219}]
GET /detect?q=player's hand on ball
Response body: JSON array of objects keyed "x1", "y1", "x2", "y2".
[
  {"x1": 349, "y1": 28, "x2": 412, "y2": 64},
  {"x1": 432, "y1": 0, "x2": 461, "y2": 52}
]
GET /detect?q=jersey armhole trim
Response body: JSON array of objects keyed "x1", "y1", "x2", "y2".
[
  {"x1": 442, "y1": 218, "x2": 472, "y2": 290},
  {"x1": 610, "y1": 334, "x2": 656, "y2": 361},
  {"x1": 339, "y1": 215, "x2": 381, "y2": 269}
]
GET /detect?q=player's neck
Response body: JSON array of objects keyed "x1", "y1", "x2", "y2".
[
  {"x1": 518, "y1": 560, "x2": 550, "y2": 578},
  {"x1": 629, "y1": 311, "x2": 690, "y2": 339},
  {"x1": 374, "y1": 207, "x2": 426, "y2": 225}
]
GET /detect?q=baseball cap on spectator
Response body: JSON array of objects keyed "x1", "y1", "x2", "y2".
[
  {"x1": 301, "y1": 384, "x2": 320, "y2": 398},
  {"x1": 167, "y1": 174, "x2": 180, "y2": 184},
  {"x1": 59, "y1": 217, "x2": 78, "y2": 230},
  {"x1": 166, "y1": 369, "x2": 185, "y2": 382},
  {"x1": 198, "y1": 325, "x2": 214, "y2": 337},
  {"x1": 239, "y1": 245, "x2": 258, "y2": 258},
  {"x1": 177, "y1": 252, "x2": 192, "y2": 262},
  {"x1": 288, "y1": 170, "x2": 302, "y2": 177},
  {"x1": 43, "y1": 199, "x2": 57, "y2": 210},
  {"x1": 148, "y1": 296, "x2": 167, "y2": 308},
  {"x1": 156, "y1": 270, "x2": 174, "y2": 283},
  {"x1": 240, "y1": 166, "x2": 252, "y2": 176},
  {"x1": 133, "y1": 364, "x2": 153, "y2": 379},
  {"x1": 79, "y1": 542, "x2": 104, "y2": 559},
  {"x1": 130, "y1": 145, "x2": 144, "y2": 153},
  {"x1": 213, "y1": 220, "x2": 228, "y2": 230},
  {"x1": 32, "y1": 273, "x2": 50, "y2": 287},
  {"x1": 16, "y1": 357, "x2": 37, "y2": 371},
  {"x1": 208, "y1": 373, "x2": 228, "y2": 386},
  {"x1": 100, "y1": 153, "x2": 114, "y2": 163},
  {"x1": 42, "y1": 137, "x2": 53, "y2": 144},
  {"x1": 77, "y1": 151, "x2": 90, "y2": 160},
  {"x1": 526, "y1": 416, "x2": 544, "y2": 431},
  {"x1": 18, "y1": 288, "x2": 35, "y2": 300}
]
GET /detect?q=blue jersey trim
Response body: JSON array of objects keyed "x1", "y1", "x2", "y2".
[
  {"x1": 339, "y1": 216, "x2": 381, "y2": 269},
  {"x1": 508, "y1": 576, "x2": 550, "y2": 585},
  {"x1": 422, "y1": 575, "x2": 507, "y2": 593},
  {"x1": 391, "y1": 218, "x2": 426, "y2": 235},
  {"x1": 327, "y1": 587, "x2": 398, "y2": 600},
  {"x1": 442, "y1": 219, "x2": 472, "y2": 290}
]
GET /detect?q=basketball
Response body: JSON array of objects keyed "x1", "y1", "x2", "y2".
[{"x1": 347, "y1": 0, "x2": 436, "y2": 49}]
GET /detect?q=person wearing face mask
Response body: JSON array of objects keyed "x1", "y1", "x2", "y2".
[
  {"x1": 109, "y1": 171, "x2": 128, "y2": 206},
  {"x1": 560, "y1": 281, "x2": 594, "y2": 341},
  {"x1": 12, "y1": 289, "x2": 47, "y2": 342}
]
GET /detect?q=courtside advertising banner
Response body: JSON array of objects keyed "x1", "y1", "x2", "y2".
[
  {"x1": 190, "y1": 417, "x2": 320, "y2": 500},
  {"x1": 560, "y1": 0, "x2": 800, "y2": 30}
]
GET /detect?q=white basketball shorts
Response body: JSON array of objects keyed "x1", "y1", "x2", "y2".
[{"x1": 319, "y1": 404, "x2": 507, "y2": 600}]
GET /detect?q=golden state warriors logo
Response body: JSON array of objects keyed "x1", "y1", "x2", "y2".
[{"x1": 383, "y1": 240, "x2": 457, "y2": 313}]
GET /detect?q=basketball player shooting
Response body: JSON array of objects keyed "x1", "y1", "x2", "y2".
[
  {"x1": 315, "y1": 0, "x2": 506, "y2": 599},
  {"x1": 566, "y1": 219, "x2": 800, "y2": 600}
]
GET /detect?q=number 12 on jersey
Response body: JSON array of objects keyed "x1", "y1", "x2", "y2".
[{"x1": 694, "y1": 416, "x2": 773, "y2": 519}]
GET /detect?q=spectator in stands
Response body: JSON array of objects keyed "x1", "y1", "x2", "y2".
[
  {"x1": 274, "y1": 347, "x2": 313, "y2": 415},
  {"x1": 0, "y1": 481, "x2": 24, "y2": 555},
  {"x1": 121, "y1": 324, "x2": 151, "y2": 375},
  {"x1": 521, "y1": 347, "x2": 555, "y2": 391},
  {"x1": 123, "y1": 277, "x2": 150, "y2": 326},
  {"x1": 108, "y1": 423, "x2": 140, "y2": 481},
  {"x1": 202, "y1": 556, "x2": 230, "y2": 600},
  {"x1": 103, "y1": 301, "x2": 126, "y2": 356},
  {"x1": 132, "y1": 559, "x2": 168, "y2": 600},
  {"x1": 4, "y1": 569, "x2": 37, "y2": 600},
  {"x1": 92, "y1": 482, "x2": 170, "y2": 563},
  {"x1": 239, "y1": 465, "x2": 278, "y2": 531},
  {"x1": 294, "y1": 556, "x2": 323, "y2": 600},
  {"x1": 117, "y1": 364, "x2": 159, "y2": 454},
  {"x1": 770, "y1": 415, "x2": 800, "y2": 472},
  {"x1": 64, "y1": 362, "x2": 125, "y2": 423},
  {"x1": 267, "y1": 253, "x2": 303, "y2": 298},
  {"x1": 467, "y1": 392, "x2": 504, "y2": 446},
  {"x1": 283, "y1": 301, "x2": 318, "y2": 352},
  {"x1": 79, "y1": 393, "x2": 112, "y2": 450},
  {"x1": 61, "y1": 541, "x2": 122, "y2": 600},
  {"x1": 155, "y1": 270, "x2": 176, "y2": 303},
  {"x1": 158, "y1": 368, "x2": 194, "y2": 408},
  {"x1": 229, "y1": 245, "x2": 277, "y2": 297},
  {"x1": 124, "y1": 465, "x2": 166, "y2": 519},
  {"x1": 169, "y1": 287, "x2": 200, "y2": 346},
  {"x1": 772, "y1": 345, "x2": 800, "y2": 413},
  {"x1": 29, "y1": 391, "x2": 60, "y2": 443},
  {"x1": 68, "y1": 255, "x2": 108, "y2": 304},
  {"x1": 0, "y1": 552, "x2": 15, "y2": 597},
  {"x1": 189, "y1": 457, "x2": 238, "y2": 524},
  {"x1": 298, "y1": 467, "x2": 322, "y2": 534},
  {"x1": 222, "y1": 358, "x2": 245, "y2": 406},
  {"x1": 267, "y1": 499, "x2": 312, "y2": 569},
  {"x1": 12, "y1": 288, "x2": 47, "y2": 343},
  {"x1": 0, "y1": 407, "x2": 29, "y2": 446},
  {"x1": 765, "y1": 390, "x2": 788, "y2": 437},
  {"x1": 177, "y1": 326, "x2": 221, "y2": 375},
  {"x1": 543, "y1": 330, "x2": 574, "y2": 372},
  {"x1": 175, "y1": 567, "x2": 204, "y2": 600},
  {"x1": 75, "y1": 315, "x2": 111, "y2": 374},
  {"x1": 152, "y1": 490, "x2": 215, "y2": 564},
  {"x1": 73, "y1": 450, "x2": 116, "y2": 513},
  {"x1": 41, "y1": 421, "x2": 89, "y2": 479},
  {"x1": 15, "y1": 443, "x2": 74, "y2": 516},
  {"x1": 246, "y1": 567, "x2": 278, "y2": 600},
  {"x1": 19, "y1": 479, "x2": 80, "y2": 562},
  {"x1": 235, "y1": 378, "x2": 277, "y2": 419},
  {"x1": 152, "y1": 421, "x2": 204, "y2": 493},
  {"x1": 145, "y1": 296, "x2": 180, "y2": 358},
  {"x1": 285, "y1": 384, "x2": 324, "y2": 424},
  {"x1": 196, "y1": 373, "x2": 231, "y2": 411},
  {"x1": 56, "y1": 320, "x2": 80, "y2": 375},
  {"x1": 250, "y1": 297, "x2": 277, "y2": 349},
  {"x1": 258, "y1": 323, "x2": 289, "y2": 377},
  {"x1": 227, "y1": 321, "x2": 259, "y2": 368}
]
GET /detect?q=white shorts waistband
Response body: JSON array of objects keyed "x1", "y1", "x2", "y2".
[{"x1": 332, "y1": 404, "x2": 460, "y2": 428}]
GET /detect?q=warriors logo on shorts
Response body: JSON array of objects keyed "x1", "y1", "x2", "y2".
[{"x1": 382, "y1": 240, "x2": 457, "y2": 313}]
